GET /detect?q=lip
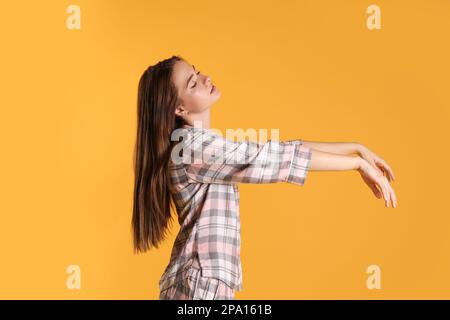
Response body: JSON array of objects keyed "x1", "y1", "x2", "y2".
[{"x1": 210, "y1": 85, "x2": 215, "y2": 94}]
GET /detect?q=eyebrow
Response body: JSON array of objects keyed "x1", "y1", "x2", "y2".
[{"x1": 186, "y1": 65, "x2": 196, "y2": 89}]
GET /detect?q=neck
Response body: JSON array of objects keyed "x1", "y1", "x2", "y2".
[{"x1": 187, "y1": 109, "x2": 210, "y2": 129}]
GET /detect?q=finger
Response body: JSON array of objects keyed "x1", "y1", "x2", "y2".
[
  {"x1": 375, "y1": 162, "x2": 389, "y2": 180},
  {"x1": 383, "y1": 176, "x2": 397, "y2": 208},
  {"x1": 372, "y1": 162, "x2": 384, "y2": 176},
  {"x1": 380, "y1": 178, "x2": 390, "y2": 208},
  {"x1": 369, "y1": 183, "x2": 382, "y2": 198},
  {"x1": 377, "y1": 160, "x2": 395, "y2": 182},
  {"x1": 384, "y1": 168, "x2": 394, "y2": 183},
  {"x1": 383, "y1": 180, "x2": 390, "y2": 208},
  {"x1": 377, "y1": 179, "x2": 388, "y2": 206},
  {"x1": 383, "y1": 165, "x2": 395, "y2": 182},
  {"x1": 384, "y1": 162, "x2": 396, "y2": 182},
  {"x1": 374, "y1": 184, "x2": 382, "y2": 198},
  {"x1": 386, "y1": 180, "x2": 396, "y2": 208},
  {"x1": 372, "y1": 169, "x2": 387, "y2": 205},
  {"x1": 389, "y1": 183, "x2": 398, "y2": 208}
]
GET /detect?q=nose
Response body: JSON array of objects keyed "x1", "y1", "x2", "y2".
[{"x1": 204, "y1": 75, "x2": 211, "y2": 85}]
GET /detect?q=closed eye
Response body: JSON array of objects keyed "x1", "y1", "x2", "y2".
[{"x1": 190, "y1": 71, "x2": 201, "y2": 88}]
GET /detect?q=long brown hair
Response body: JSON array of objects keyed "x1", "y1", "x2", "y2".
[{"x1": 132, "y1": 55, "x2": 187, "y2": 253}]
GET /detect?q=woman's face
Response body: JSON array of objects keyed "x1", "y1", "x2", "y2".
[{"x1": 172, "y1": 60, "x2": 221, "y2": 119}]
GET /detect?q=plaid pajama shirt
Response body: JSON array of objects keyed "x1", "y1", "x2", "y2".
[
  {"x1": 158, "y1": 124, "x2": 312, "y2": 298},
  {"x1": 159, "y1": 252, "x2": 235, "y2": 300}
]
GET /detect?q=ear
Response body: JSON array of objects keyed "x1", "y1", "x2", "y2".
[{"x1": 175, "y1": 104, "x2": 188, "y2": 117}]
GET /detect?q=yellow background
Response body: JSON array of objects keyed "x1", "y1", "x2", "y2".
[{"x1": 1, "y1": 0, "x2": 449, "y2": 299}]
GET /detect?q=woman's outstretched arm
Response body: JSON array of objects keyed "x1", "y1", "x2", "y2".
[
  {"x1": 174, "y1": 127, "x2": 397, "y2": 208},
  {"x1": 301, "y1": 141, "x2": 360, "y2": 156},
  {"x1": 308, "y1": 148, "x2": 361, "y2": 171},
  {"x1": 309, "y1": 149, "x2": 397, "y2": 209},
  {"x1": 302, "y1": 141, "x2": 395, "y2": 182}
]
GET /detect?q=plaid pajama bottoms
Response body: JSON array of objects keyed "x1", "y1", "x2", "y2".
[{"x1": 159, "y1": 255, "x2": 235, "y2": 300}]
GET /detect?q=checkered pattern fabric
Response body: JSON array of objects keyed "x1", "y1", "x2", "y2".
[
  {"x1": 159, "y1": 254, "x2": 234, "y2": 300},
  {"x1": 159, "y1": 124, "x2": 312, "y2": 295}
]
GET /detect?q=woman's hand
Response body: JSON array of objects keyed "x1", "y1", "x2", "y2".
[
  {"x1": 357, "y1": 158, "x2": 397, "y2": 208},
  {"x1": 357, "y1": 144, "x2": 396, "y2": 182}
]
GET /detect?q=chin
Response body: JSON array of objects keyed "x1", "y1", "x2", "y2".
[{"x1": 212, "y1": 92, "x2": 221, "y2": 102}]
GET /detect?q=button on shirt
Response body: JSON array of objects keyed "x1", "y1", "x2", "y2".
[{"x1": 158, "y1": 125, "x2": 313, "y2": 293}]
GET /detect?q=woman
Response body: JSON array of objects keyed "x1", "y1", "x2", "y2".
[{"x1": 132, "y1": 55, "x2": 397, "y2": 300}]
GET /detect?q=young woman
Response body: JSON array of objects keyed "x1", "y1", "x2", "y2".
[{"x1": 132, "y1": 55, "x2": 397, "y2": 300}]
